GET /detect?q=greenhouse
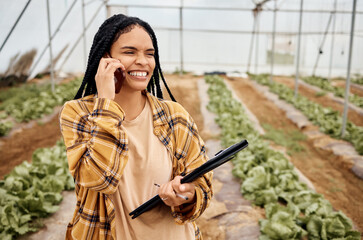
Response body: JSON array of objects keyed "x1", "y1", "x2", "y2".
[{"x1": 0, "y1": 0, "x2": 362, "y2": 239}]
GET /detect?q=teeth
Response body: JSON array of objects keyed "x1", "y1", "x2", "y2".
[{"x1": 130, "y1": 71, "x2": 147, "y2": 77}]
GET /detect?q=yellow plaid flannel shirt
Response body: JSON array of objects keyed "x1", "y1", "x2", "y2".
[{"x1": 59, "y1": 91, "x2": 213, "y2": 240}]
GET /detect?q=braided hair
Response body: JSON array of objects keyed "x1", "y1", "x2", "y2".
[{"x1": 74, "y1": 14, "x2": 175, "y2": 101}]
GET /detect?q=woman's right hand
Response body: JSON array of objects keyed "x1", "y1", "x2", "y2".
[
  {"x1": 95, "y1": 55, "x2": 125, "y2": 100},
  {"x1": 158, "y1": 176, "x2": 196, "y2": 207}
]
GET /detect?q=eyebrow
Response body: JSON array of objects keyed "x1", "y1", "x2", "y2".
[{"x1": 121, "y1": 46, "x2": 155, "y2": 51}]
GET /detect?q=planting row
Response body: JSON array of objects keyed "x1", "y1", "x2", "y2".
[
  {"x1": 0, "y1": 78, "x2": 81, "y2": 136},
  {"x1": 302, "y1": 76, "x2": 363, "y2": 108},
  {"x1": 351, "y1": 76, "x2": 363, "y2": 85},
  {"x1": 0, "y1": 140, "x2": 74, "y2": 240},
  {"x1": 249, "y1": 74, "x2": 363, "y2": 155},
  {"x1": 205, "y1": 75, "x2": 360, "y2": 240}
]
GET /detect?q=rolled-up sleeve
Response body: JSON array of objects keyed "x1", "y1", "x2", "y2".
[{"x1": 59, "y1": 97, "x2": 128, "y2": 195}]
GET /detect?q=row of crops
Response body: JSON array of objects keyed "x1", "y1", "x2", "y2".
[
  {"x1": 0, "y1": 78, "x2": 81, "y2": 136},
  {"x1": 0, "y1": 140, "x2": 74, "y2": 239},
  {"x1": 248, "y1": 74, "x2": 363, "y2": 155},
  {"x1": 0, "y1": 77, "x2": 81, "y2": 239},
  {"x1": 351, "y1": 76, "x2": 363, "y2": 85},
  {"x1": 301, "y1": 76, "x2": 363, "y2": 108},
  {"x1": 205, "y1": 75, "x2": 361, "y2": 239}
]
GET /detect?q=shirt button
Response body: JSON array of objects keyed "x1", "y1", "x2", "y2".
[
  {"x1": 105, "y1": 172, "x2": 111, "y2": 177},
  {"x1": 154, "y1": 129, "x2": 160, "y2": 135}
]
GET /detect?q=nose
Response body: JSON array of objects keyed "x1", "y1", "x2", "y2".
[{"x1": 135, "y1": 53, "x2": 148, "y2": 66}]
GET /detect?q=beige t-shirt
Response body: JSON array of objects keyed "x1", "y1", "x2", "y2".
[{"x1": 110, "y1": 99, "x2": 194, "y2": 240}]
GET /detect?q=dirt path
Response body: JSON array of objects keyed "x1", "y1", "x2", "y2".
[
  {"x1": 272, "y1": 76, "x2": 363, "y2": 127},
  {"x1": 228, "y1": 77, "x2": 363, "y2": 232},
  {"x1": 163, "y1": 74, "x2": 207, "y2": 139},
  {"x1": 0, "y1": 75, "x2": 81, "y2": 179},
  {"x1": 333, "y1": 79, "x2": 363, "y2": 97},
  {"x1": 0, "y1": 114, "x2": 61, "y2": 178}
]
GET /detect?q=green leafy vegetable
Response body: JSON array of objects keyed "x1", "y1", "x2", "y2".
[
  {"x1": 0, "y1": 77, "x2": 81, "y2": 136},
  {"x1": 249, "y1": 73, "x2": 363, "y2": 155},
  {"x1": 0, "y1": 120, "x2": 13, "y2": 136},
  {"x1": 260, "y1": 202, "x2": 307, "y2": 240},
  {"x1": 302, "y1": 76, "x2": 363, "y2": 108},
  {"x1": 0, "y1": 140, "x2": 74, "y2": 239},
  {"x1": 205, "y1": 75, "x2": 361, "y2": 239}
]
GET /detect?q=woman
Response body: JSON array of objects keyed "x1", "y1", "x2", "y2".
[{"x1": 59, "y1": 14, "x2": 213, "y2": 240}]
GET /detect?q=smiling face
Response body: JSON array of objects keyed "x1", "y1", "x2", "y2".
[{"x1": 109, "y1": 25, "x2": 156, "y2": 93}]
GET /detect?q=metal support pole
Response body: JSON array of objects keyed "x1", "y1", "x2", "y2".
[
  {"x1": 85, "y1": 0, "x2": 98, "y2": 6},
  {"x1": 254, "y1": 13, "x2": 260, "y2": 74},
  {"x1": 294, "y1": 0, "x2": 303, "y2": 98},
  {"x1": 328, "y1": 0, "x2": 338, "y2": 82},
  {"x1": 106, "y1": 2, "x2": 110, "y2": 18},
  {"x1": 58, "y1": 2, "x2": 105, "y2": 72},
  {"x1": 270, "y1": 0, "x2": 277, "y2": 84},
  {"x1": 247, "y1": 16, "x2": 257, "y2": 73},
  {"x1": 312, "y1": 13, "x2": 333, "y2": 76},
  {"x1": 179, "y1": 0, "x2": 184, "y2": 75},
  {"x1": 46, "y1": 0, "x2": 55, "y2": 92},
  {"x1": 0, "y1": 0, "x2": 32, "y2": 55},
  {"x1": 29, "y1": 0, "x2": 77, "y2": 77},
  {"x1": 341, "y1": 0, "x2": 357, "y2": 138},
  {"x1": 82, "y1": 0, "x2": 88, "y2": 69}
]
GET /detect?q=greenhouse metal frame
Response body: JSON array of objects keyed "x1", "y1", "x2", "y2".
[{"x1": 0, "y1": 0, "x2": 361, "y2": 136}]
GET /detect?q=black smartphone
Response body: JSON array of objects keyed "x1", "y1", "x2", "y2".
[
  {"x1": 114, "y1": 67, "x2": 125, "y2": 94},
  {"x1": 105, "y1": 53, "x2": 125, "y2": 93}
]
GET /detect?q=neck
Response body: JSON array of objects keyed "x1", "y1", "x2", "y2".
[{"x1": 114, "y1": 90, "x2": 146, "y2": 121}]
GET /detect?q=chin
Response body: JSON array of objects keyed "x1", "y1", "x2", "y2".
[{"x1": 129, "y1": 81, "x2": 150, "y2": 92}]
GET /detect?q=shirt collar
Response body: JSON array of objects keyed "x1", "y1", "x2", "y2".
[
  {"x1": 145, "y1": 90, "x2": 168, "y2": 127},
  {"x1": 88, "y1": 91, "x2": 168, "y2": 127}
]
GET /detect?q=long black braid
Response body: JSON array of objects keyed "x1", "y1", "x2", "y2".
[{"x1": 74, "y1": 14, "x2": 176, "y2": 102}]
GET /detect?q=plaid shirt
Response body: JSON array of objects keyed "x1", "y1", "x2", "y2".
[{"x1": 59, "y1": 91, "x2": 213, "y2": 240}]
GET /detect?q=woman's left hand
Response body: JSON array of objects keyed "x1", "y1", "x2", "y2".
[{"x1": 158, "y1": 176, "x2": 196, "y2": 207}]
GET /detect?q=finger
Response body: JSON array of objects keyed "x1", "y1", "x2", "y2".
[
  {"x1": 99, "y1": 57, "x2": 120, "y2": 68},
  {"x1": 100, "y1": 55, "x2": 126, "y2": 72},
  {"x1": 105, "y1": 61, "x2": 125, "y2": 72},
  {"x1": 171, "y1": 176, "x2": 194, "y2": 194},
  {"x1": 165, "y1": 181, "x2": 176, "y2": 199},
  {"x1": 171, "y1": 176, "x2": 183, "y2": 193},
  {"x1": 179, "y1": 182, "x2": 195, "y2": 194},
  {"x1": 102, "y1": 55, "x2": 120, "y2": 62},
  {"x1": 109, "y1": 60, "x2": 126, "y2": 71},
  {"x1": 159, "y1": 182, "x2": 172, "y2": 202},
  {"x1": 164, "y1": 182, "x2": 182, "y2": 206},
  {"x1": 100, "y1": 56, "x2": 120, "y2": 63}
]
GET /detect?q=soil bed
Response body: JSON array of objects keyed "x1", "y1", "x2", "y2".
[
  {"x1": 0, "y1": 115, "x2": 61, "y2": 178},
  {"x1": 273, "y1": 76, "x2": 363, "y2": 127},
  {"x1": 333, "y1": 79, "x2": 363, "y2": 97},
  {"x1": 0, "y1": 74, "x2": 82, "y2": 178},
  {"x1": 227, "y1": 77, "x2": 363, "y2": 233},
  {"x1": 163, "y1": 74, "x2": 206, "y2": 139}
]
